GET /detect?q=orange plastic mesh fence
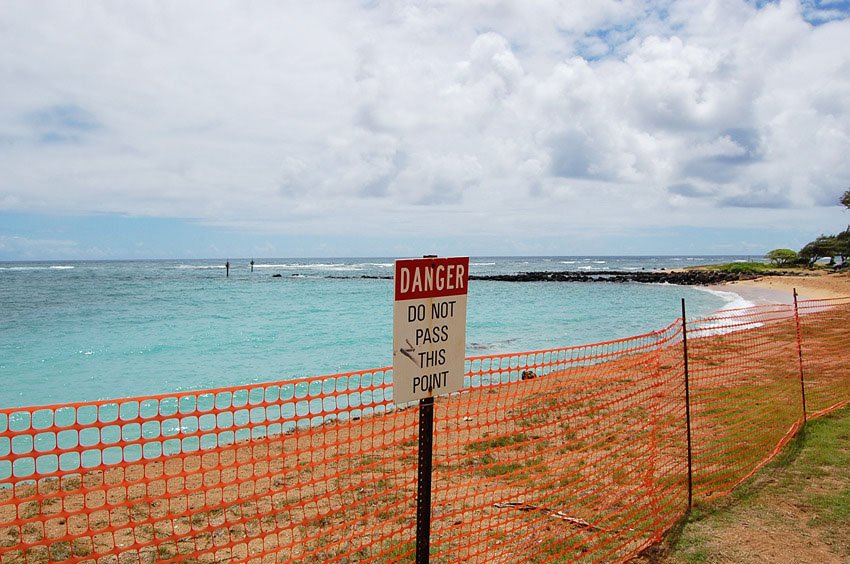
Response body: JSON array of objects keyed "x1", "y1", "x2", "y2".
[
  {"x1": 686, "y1": 303, "x2": 805, "y2": 500},
  {"x1": 1, "y1": 298, "x2": 848, "y2": 563},
  {"x1": 796, "y1": 297, "x2": 850, "y2": 418},
  {"x1": 0, "y1": 370, "x2": 419, "y2": 563},
  {"x1": 429, "y1": 322, "x2": 687, "y2": 563}
]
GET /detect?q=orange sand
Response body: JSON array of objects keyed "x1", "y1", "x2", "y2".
[{"x1": 724, "y1": 270, "x2": 850, "y2": 302}]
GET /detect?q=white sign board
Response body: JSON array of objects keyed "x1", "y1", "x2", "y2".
[{"x1": 393, "y1": 257, "x2": 469, "y2": 404}]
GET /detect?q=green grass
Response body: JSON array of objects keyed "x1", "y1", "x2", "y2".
[
  {"x1": 653, "y1": 405, "x2": 850, "y2": 562},
  {"x1": 693, "y1": 260, "x2": 834, "y2": 274},
  {"x1": 705, "y1": 262, "x2": 775, "y2": 274},
  {"x1": 466, "y1": 433, "x2": 530, "y2": 453}
]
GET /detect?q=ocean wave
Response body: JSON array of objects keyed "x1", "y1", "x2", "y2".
[
  {"x1": 176, "y1": 264, "x2": 225, "y2": 269},
  {"x1": 467, "y1": 338, "x2": 517, "y2": 352},
  {"x1": 472, "y1": 262, "x2": 496, "y2": 266},
  {"x1": 256, "y1": 263, "x2": 364, "y2": 271},
  {"x1": 1, "y1": 265, "x2": 74, "y2": 271},
  {"x1": 697, "y1": 288, "x2": 757, "y2": 311},
  {"x1": 691, "y1": 288, "x2": 763, "y2": 335},
  {"x1": 315, "y1": 264, "x2": 363, "y2": 271}
]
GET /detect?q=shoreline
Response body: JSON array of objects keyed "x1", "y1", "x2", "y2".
[{"x1": 711, "y1": 271, "x2": 850, "y2": 305}]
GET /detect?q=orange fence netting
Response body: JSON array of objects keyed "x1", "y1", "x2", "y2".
[{"x1": 1, "y1": 297, "x2": 849, "y2": 563}]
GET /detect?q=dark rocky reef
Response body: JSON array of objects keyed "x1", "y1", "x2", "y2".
[{"x1": 468, "y1": 270, "x2": 788, "y2": 285}]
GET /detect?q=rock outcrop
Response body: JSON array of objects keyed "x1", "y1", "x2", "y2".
[{"x1": 468, "y1": 270, "x2": 786, "y2": 285}]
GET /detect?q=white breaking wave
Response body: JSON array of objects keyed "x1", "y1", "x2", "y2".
[
  {"x1": 257, "y1": 263, "x2": 363, "y2": 271},
  {"x1": 697, "y1": 287, "x2": 758, "y2": 311},
  {"x1": 1, "y1": 265, "x2": 74, "y2": 271},
  {"x1": 691, "y1": 287, "x2": 763, "y2": 335}
]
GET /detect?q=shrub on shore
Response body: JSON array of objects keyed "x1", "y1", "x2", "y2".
[{"x1": 710, "y1": 262, "x2": 774, "y2": 274}]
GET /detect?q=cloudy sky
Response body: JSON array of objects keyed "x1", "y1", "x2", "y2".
[{"x1": 1, "y1": 0, "x2": 849, "y2": 260}]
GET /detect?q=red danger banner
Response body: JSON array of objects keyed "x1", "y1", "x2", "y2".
[{"x1": 394, "y1": 256, "x2": 469, "y2": 301}]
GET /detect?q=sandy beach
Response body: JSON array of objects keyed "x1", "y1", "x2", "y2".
[{"x1": 712, "y1": 270, "x2": 850, "y2": 304}]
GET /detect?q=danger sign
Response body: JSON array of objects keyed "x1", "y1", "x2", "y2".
[{"x1": 393, "y1": 257, "x2": 469, "y2": 404}]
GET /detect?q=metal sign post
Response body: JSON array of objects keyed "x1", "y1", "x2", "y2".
[
  {"x1": 681, "y1": 298, "x2": 693, "y2": 508},
  {"x1": 415, "y1": 395, "x2": 434, "y2": 563},
  {"x1": 393, "y1": 256, "x2": 469, "y2": 563}
]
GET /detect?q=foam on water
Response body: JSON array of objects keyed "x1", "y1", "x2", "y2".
[{"x1": 695, "y1": 287, "x2": 757, "y2": 311}]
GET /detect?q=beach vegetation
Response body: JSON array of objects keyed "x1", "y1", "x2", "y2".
[
  {"x1": 709, "y1": 261, "x2": 773, "y2": 274},
  {"x1": 466, "y1": 433, "x2": 529, "y2": 452},
  {"x1": 792, "y1": 191, "x2": 850, "y2": 269},
  {"x1": 765, "y1": 248, "x2": 797, "y2": 266},
  {"x1": 799, "y1": 234, "x2": 846, "y2": 267},
  {"x1": 835, "y1": 227, "x2": 850, "y2": 265},
  {"x1": 653, "y1": 405, "x2": 850, "y2": 562}
]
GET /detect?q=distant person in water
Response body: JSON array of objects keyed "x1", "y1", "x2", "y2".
[
  {"x1": 250, "y1": 259, "x2": 254, "y2": 272},
  {"x1": 225, "y1": 260, "x2": 230, "y2": 277}
]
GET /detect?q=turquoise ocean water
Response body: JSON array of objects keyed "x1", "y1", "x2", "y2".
[{"x1": 0, "y1": 256, "x2": 757, "y2": 409}]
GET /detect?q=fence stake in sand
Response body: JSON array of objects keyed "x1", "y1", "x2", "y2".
[
  {"x1": 682, "y1": 298, "x2": 693, "y2": 508},
  {"x1": 793, "y1": 288, "x2": 808, "y2": 423}
]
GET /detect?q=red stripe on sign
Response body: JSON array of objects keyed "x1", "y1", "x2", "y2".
[{"x1": 395, "y1": 257, "x2": 470, "y2": 301}]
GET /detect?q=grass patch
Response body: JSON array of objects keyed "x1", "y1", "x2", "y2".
[
  {"x1": 693, "y1": 262, "x2": 775, "y2": 274},
  {"x1": 652, "y1": 405, "x2": 850, "y2": 562},
  {"x1": 466, "y1": 433, "x2": 529, "y2": 453}
]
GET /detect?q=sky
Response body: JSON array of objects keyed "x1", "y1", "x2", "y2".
[{"x1": 1, "y1": 0, "x2": 850, "y2": 260}]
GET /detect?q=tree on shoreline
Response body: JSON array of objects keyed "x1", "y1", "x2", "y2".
[
  {"x1": 836, "y1": 228, "x2": 850, "y2": 264},
  {"x1": 793, "y1": 190, "x2": 850, "y2": 269},
  {"x1": 799, "y1": 236, "x2": 838, "y2": 266},
  {"x1": 766, "y1": 248, "x2": 798, "y2": 266}
]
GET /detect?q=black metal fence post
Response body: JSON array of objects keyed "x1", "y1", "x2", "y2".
[
  {"x1": 793, "y1": 288, "x2": 807, "y2": 424},
  {"x1": 681, "y1": 298, "x2": 693, "y2": 508},
  {"x1": 416, "y1": 396, "x2": 434, "y2": 563},
  {"x1": 415, "y1": 254, "x2": 438, "y2": 564}
]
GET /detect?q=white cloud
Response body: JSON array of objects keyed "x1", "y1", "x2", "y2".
[
  {"x1": 0, "y1": 0, "x2": 849, "y2": 248},
  {"x1": 0, "y1": 235, "x2": 79, "y2": 258}
]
